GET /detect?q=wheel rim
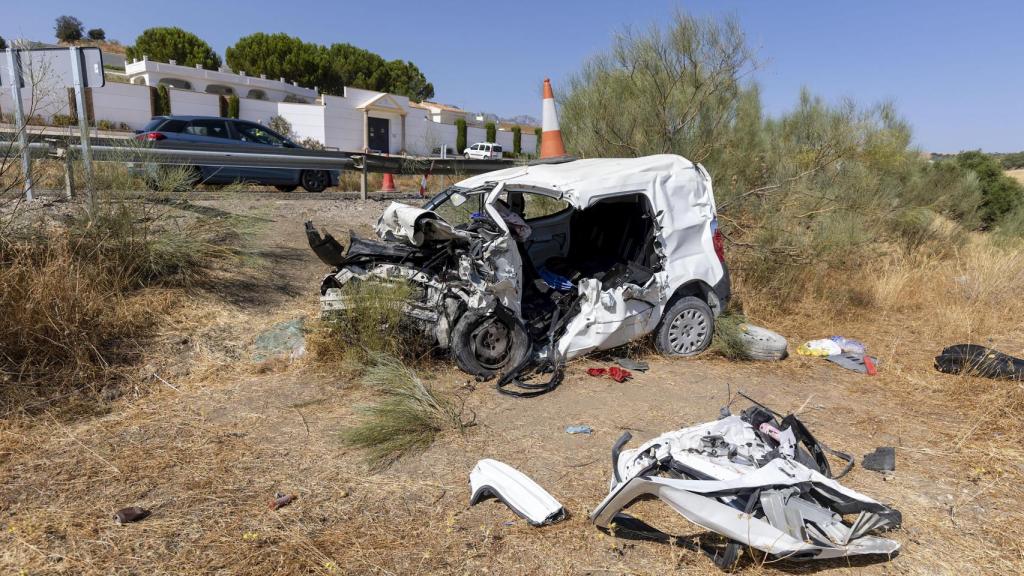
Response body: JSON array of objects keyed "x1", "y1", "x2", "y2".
[
  {"x1": 303, "y1": 171, "x2": 327, "y2": 190},
  {"x1": 667, "y1": 308, "x2": 709, "y2": 354},
  {"x1": 471, "y1": 318, "x2": 512, "y2": 370}
]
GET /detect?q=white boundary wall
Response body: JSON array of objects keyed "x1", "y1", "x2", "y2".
[
  {"x1": 168, "y1": 88, "x2": 220, "y2": 117},
  {"x1": 92, "y1": 83, "x2": 152, "y2": 129},
  {"x1": 3, "y1": 67, "x2": 540, "y2": 156}
]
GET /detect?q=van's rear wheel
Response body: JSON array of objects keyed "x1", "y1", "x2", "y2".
[
  {"x1": 451, "y1": 310, "x2": 529, "y2": 378},
  {"x1": 655, "y1": 296, "x2": 714, "y2": 357}
]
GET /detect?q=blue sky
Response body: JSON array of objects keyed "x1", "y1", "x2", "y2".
[{"x1": 4, "y1": 0, "x2": 1022, "y2": 152}]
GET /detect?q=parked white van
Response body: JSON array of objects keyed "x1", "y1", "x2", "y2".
[{"x1": 464, "y1": 142, "x2": 504, "y2": 159}]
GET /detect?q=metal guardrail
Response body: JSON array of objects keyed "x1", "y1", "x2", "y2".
[
  {"x1": 3, "y1": 138, "x2": 523, "y2": 201},
  {"x1": 3, "y1": 138, "x2": 517, "y2": 175}
]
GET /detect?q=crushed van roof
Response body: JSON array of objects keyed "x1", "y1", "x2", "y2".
[{"x1": 454, "y1": 154, "x2": 699, "y2": 206}]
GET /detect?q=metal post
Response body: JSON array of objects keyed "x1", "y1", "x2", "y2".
[
  {"x1": 62, "y1": 149, "x2": 75, "y2": 199},
  {"x1": 6, "y1": 48, "x2": 33, "y2": 201},
  {"x1": 360, "y1": 156, "x2": 368, "y2": 201},
  {"x1": 69, "y1": 47, "x2": 93, "y2": 211}
]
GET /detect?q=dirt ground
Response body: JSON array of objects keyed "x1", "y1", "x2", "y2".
[{"x1": 2, "y1": 191, "x2": 1023, "y2": 575}]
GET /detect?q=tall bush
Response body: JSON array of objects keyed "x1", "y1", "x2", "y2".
[
  {"x1": 534, "y1": 127, "x2": 542, "y2": 155},
  {"x1": 156, "y1": 84, "x2": 171, "y2": 116},
  {"x1": 87, "y1": 28, "x2": 106, "y2": 41},
  {"x1": 485, "y1": 122, "x2": 496, "y2": 142},
  {"x1": 126, "y1": 27, "x2": 221, "y2": 69},
  {"x1": 558, "y1": 10, "x2": 1003, "y2": 309},
  {"x1": 455, "y1": 118, "x2": 467, "y2": 152},
  {"x1": 227, "y1": 95, "x2": 240, "y2": 119},
  {"x1": 512, "y1": 126, "x2": 522, "y2": 154}
]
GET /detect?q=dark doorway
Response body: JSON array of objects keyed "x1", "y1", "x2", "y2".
[{"x1": 367, "y1": 117, "x2": 389, "y2": 153}]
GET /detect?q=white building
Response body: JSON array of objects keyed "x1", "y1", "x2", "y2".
[{"x1": 0, "y1": 56, "x2": 540, "y2": 157}]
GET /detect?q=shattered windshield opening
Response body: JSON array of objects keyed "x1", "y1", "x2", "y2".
[{"x1": 427, "y1": 187, "x2": 490, "y2": 229}]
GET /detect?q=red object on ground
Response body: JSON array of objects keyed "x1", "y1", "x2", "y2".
[
  {"x1": 586, "y1": 366, "x2": 632, "y2": 382},
  {"x1": 381, "y1": 173, "x2": 396, "y2": 192},
  {"x1": 608, "y1": 366, "x2": 632, "y2": 383},
  {"x1": 863, "y1": 355, "x2": 877, "y2": 376}
]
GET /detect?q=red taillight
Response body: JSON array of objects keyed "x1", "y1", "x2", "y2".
[
  {"x1": 136, "y1": 132, "x2": 166, "y2": 141},
  {"x1": 712, "y1": 227, "x2": 725, "y2": 263}
]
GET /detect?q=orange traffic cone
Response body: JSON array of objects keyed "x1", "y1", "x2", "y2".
[
  {"x1": 540, "y1": 78, "x2": 567, "y2": 159},
  {"x1": 381, "y1": 173, "x2": 396, "y2": 192}
]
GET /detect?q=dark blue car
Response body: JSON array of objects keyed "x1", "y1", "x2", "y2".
[{"x1": 134, "y1": 115, "x2": 338, "y2": 192}]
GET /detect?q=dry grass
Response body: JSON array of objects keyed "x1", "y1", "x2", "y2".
[
  {"x1": 3, "y1": 187, "x2": 1024, "y2": 574},
  {"x1": 0, "y1": 187, "x2": 248, "y2": 413},
  {"x1": 1005, "y1": 168, "x2": 1024, "y2": 185}
]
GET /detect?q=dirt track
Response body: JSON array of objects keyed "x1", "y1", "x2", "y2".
[{"x1": 2, "y1": 192, "x2": 1022, "y2": 575}]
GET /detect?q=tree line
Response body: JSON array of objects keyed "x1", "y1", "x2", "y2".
[{"x1": 118, "y1": 27, "x2": 433, "y2": 101}]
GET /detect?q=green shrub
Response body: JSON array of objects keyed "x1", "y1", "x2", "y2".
[
  {"x1": 227, "y1": 95, "x2": 239, "y2": 119},
  {"x1": 155, "y1": 84, "x2": 171, "y2": 116},
  {"x1": 51, "y1": 114, "x2": 75, "y2": 127},
  {"x1": 512, "y1": 126, "x2": 522, "y2": 154},
  {"x1": 455, "y1": 118, "x2": 467, "y2": 152},
  {"x1": 534, "y1": 127, "x2": 542, "y2": 155},
  {"x1": 485, "y1": 122, "x2": 496, "y2": 142},
  {"x1": 954, "y1": 151, "x2": 1024, "y2": 227},
  {"x1": 87, "y1": 28, "x2": 106, "y2": 41}
]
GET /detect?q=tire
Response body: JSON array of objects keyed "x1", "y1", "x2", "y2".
[
  {"x1": 300, "y1": 170, "x2": 330, "y2": 193},
  {"x1": 275, "y1": 185, "x2": 298, "y2": 192},
  {"x1": 737, "y1": 323, "x2": 788, "y2": 361},
  {"x1": 655, "y1": 296, "x2": 714, "y2": 357},
  {"x1": 450, "y1": 310, "x2": 530, "y2": 378}
]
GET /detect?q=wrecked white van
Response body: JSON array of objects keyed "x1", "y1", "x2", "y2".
[{"x1": 307, "y1": 155, "x2": 730, "y2": 395}]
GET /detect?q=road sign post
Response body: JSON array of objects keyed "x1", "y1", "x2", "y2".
[
  {"x1": 5, "y1": 48, "x2": 33, "y2": 201},
  {"x1": 69, "y1": 46, "x2": 92, "y2": 209}
]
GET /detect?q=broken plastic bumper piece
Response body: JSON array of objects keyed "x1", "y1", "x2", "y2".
[
  {"x1": 469, "y1": 459, "x2": 566, "y2": 526},
  {"x1": 590, "y1": 413, "x2": 901, "y2": 568}
]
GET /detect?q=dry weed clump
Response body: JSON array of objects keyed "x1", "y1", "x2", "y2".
[{"x1": 341, "y1": 352, "x2": 474, "y2": 469}]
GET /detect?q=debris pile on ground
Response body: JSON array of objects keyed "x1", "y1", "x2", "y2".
[
  {"x1": 589, "y1": 396, "x2": 899, "y2": 570},
  {"x1": 799, "y1": 336, "x2": 878, "y2": 375}
]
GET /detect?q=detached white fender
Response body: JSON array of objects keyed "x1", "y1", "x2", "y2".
[{"x1": 469, "y1": 459, "x2": 566, "y2": 526}]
